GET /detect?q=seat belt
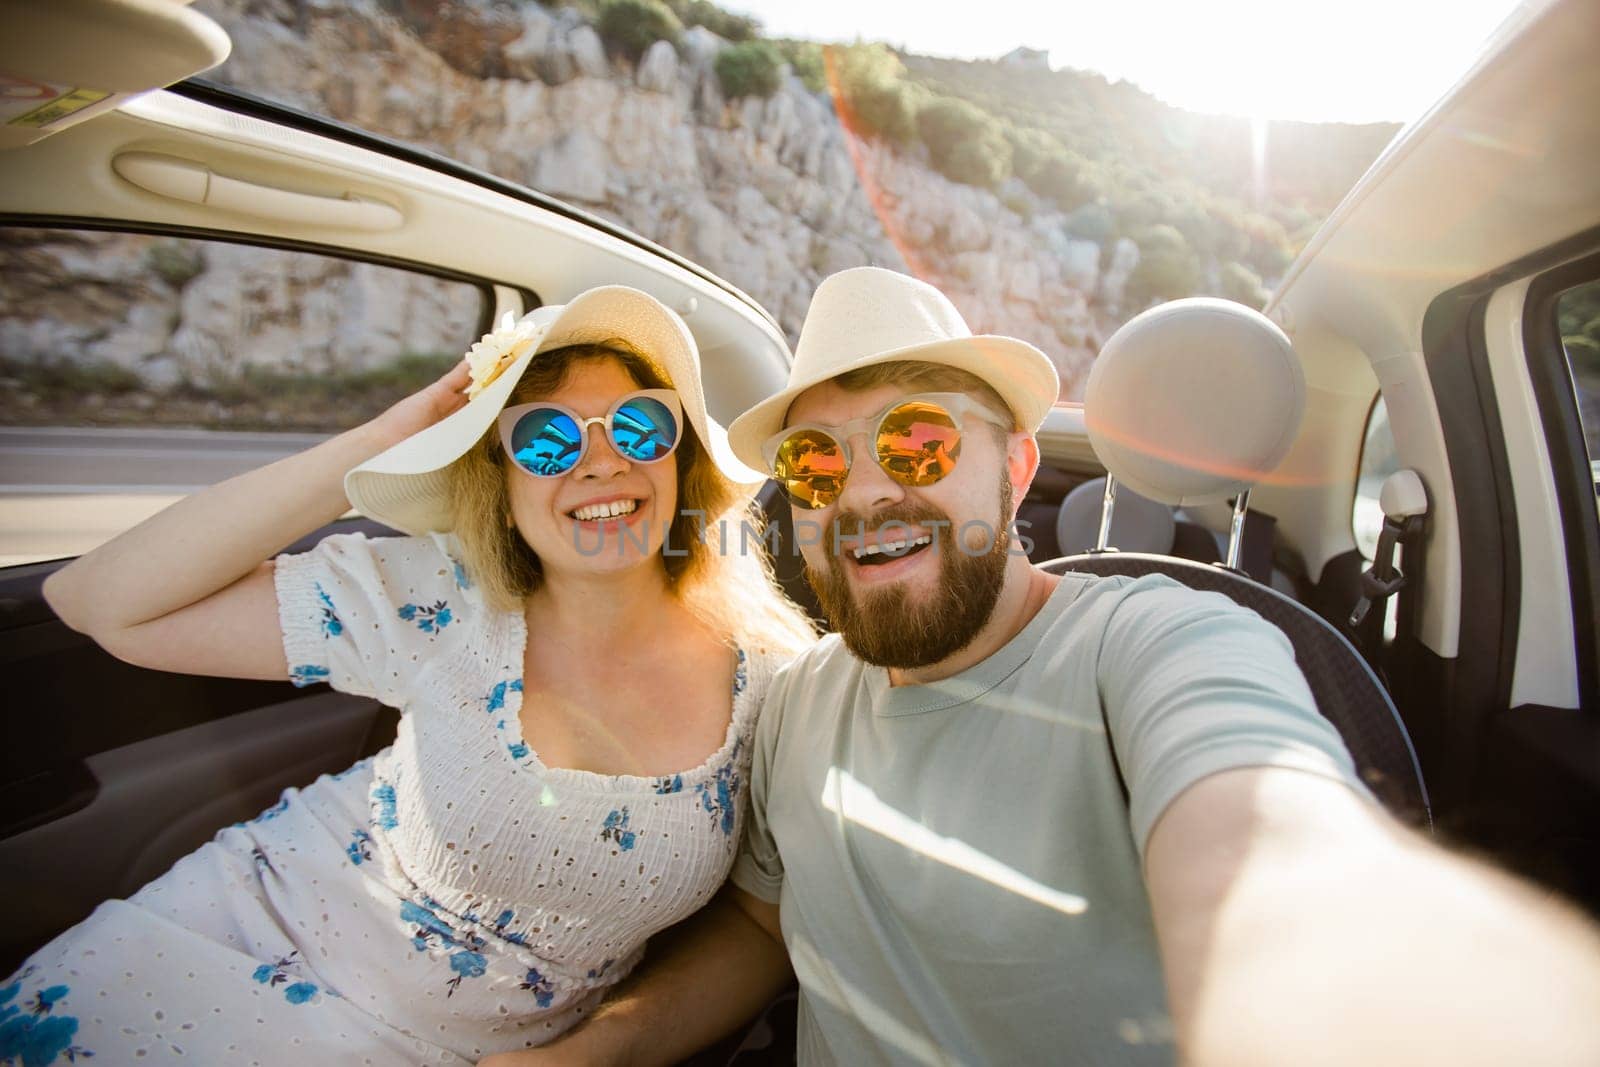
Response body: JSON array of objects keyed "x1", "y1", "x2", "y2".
[{"x1": 1349, "y1": 470, "x2": 1428, "y2": 651}]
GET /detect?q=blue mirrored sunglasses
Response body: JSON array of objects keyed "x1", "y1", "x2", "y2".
[{"x1": 497, "y1": 389, "x2": 683, "y2": 478}]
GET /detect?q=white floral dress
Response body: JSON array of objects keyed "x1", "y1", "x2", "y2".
[{"x1": 3, "y1": 533, "x2": 778, "y2": 1065}]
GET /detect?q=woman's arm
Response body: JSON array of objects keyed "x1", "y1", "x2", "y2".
[{"x1": 42, "y1": 361, "x2": 470, "y2": 680}]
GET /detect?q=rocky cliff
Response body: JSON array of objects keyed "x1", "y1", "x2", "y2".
[
  {"x1": 7, "y1": 0, "x2": 1312, "y2": 428},
  {"x1": 198, "y1": 0, "x2": 1131, "y2": 394}
]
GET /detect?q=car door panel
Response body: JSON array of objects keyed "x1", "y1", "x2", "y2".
[{"x1": 0, "y1": 518, "x2": 402, "y2": 975}]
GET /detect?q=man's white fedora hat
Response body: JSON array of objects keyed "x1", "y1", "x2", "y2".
[
  {"x1": 726, "y1": 267, "x2": 1060, "y2": 470},
  {"x1": 345, "y1": 285, "x2": 762, "y2": 537}
]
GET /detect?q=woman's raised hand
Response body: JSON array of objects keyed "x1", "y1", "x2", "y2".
[{"x1": 369, "y1": 358, "x2": 475, "y2": 446}]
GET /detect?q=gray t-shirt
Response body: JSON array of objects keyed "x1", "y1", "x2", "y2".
[{"x1": 731, "y1": 571, "x2": 1368, "y2": 1066}]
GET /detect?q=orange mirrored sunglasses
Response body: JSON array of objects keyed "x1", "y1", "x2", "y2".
[{"x1": 762, "y1": 393, "x2": 1010, "y2": 510}]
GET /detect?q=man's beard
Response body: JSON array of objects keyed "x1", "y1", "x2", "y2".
[{"x1": 805, "y1": 479, "x2": 1014, "y2": 670}]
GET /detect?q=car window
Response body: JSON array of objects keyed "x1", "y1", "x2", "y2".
[
  {"x1": 1556, "y1": 278, "x2": 1600, "y2": 523},
  {"x1": 0, "y1": 227, "x2": 487, "y2": 565},
  {"x1": 1353, "y1": 394, "x2": 1399, "y2": 560}
]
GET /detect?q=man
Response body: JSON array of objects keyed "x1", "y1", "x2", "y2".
[{"x1": 501, "y1": 268, "x2": 1600, "y2": 1066}]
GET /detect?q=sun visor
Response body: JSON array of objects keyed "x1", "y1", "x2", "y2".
[{"x1": 0, "y1": 0, "x2": 231, "y2": 149}]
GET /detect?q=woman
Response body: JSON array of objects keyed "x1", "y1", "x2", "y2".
[{"x1": 16, "y1": 287, "x2": 815, "y2": 1064}]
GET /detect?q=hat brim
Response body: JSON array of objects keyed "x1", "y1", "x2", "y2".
[
  {"x1": 726, "y1": 334, "x2": 1061, "y2": 472},
  {"x1": 345, "y1": 286, "x2": 763, "y2": 537}
]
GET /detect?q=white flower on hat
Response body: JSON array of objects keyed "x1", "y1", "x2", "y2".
[{"x1": 463, "y1": 311, "x2": 547, "y2": 398}]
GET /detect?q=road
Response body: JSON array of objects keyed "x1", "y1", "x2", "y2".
[{"x1": 0, "y1": 427, "x2": 331, "y2": 566}]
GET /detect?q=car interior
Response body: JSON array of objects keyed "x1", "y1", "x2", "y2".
[{"x1": 1, "y1": 0, "x2": 1597, "y2": 1057}]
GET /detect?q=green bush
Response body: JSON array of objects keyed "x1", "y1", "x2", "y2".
[
  {"x1": 938, "y1": 136, "x2": 1011, "y2": 190},
  {"x1": 596, "y1": 0, "x2": 682, "y2": 62},
  {"x1": 835, "y1": 46, "x2": 921, "y2": 145},
  {"x1": 146, "y1": 240, "x2": 204, "y2": 287},
  {"x1": 664, "y1": 0, "x2": 759, "y2": 41},
  {"x1": 1004, "y1": 126, "x2": 1059, "y2": 186},
  {"x1": 1166, "y1": 201, "x2": 1220, "y2": 258},
  {"x1": 1559, "y1": 285, "x2": 1600, "y2": 342},
  {"x1": 1113, "y1": 188, "x2": 1178, "y2": 230},
  {"x1": 1127, "y1": 224, "x2": 1201, "y2": 306},
  {"x1": 918, "y1": 97, "x2": 1012, "y2": 189},
  {"x1": 916, "y1": 97, "x2": 988, "y2": 159},
  {"x1": 835, "y1": 42, "x2": 905, "y2": 87},
  {"x1": 181, "y1": 353, "x2": 460, "y2": 408},
  {"x1": 3, "y1": 356, "x2": 143, "y2": 398},
  {"x1": 1000, "y1": 186, "x2": 1034, "y2": 220},
  {"x1": 1558, "y1": 282, "x2": 1600, "y2": 377},
  {"x1": 1064, "y1": 202, "x2": 1115, "y2": 244},
  {"x1": 832, "y1": 44, "x2": 921, "y2": 144},
  {"x1": 1237, "y1": 210, "x2": 1294, "y2": 278},
  {"x1": 777, "y1": 39, "x2": 825, "y2": 93},
  {"x1": 1219, "y1": 261, "x2": 1269, "y2": 308},
  {"x1": 854, "y1": 80, "x2": 921, "y2": 145},
  {"x1": 1027, "y1": 151, "x2": 1097, "y2": 209},
  {"x1": 715, "y1": 40, "x2": 783, "y2": 99}
]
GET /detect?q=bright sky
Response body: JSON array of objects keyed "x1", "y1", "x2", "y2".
[{"x1": 725, "y1": 0, "x2": 1529, "y2": 123}]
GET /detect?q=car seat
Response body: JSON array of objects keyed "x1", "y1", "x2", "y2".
[
  {"x1": 1055, "y1": 476, "x2": 1175, "y2": 556},
  {"x1": 1051, "y1": 299, "x2": 1431, "y2": 827}
]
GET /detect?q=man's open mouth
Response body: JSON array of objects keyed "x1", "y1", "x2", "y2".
[
  {"x1": 568, "y1": 499, "x2": 640, "y2": 521},
  {"x1": 851, "y1": 534, "x2": 933, "y2": 567}
]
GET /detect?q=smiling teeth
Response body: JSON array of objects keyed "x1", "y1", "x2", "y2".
[
  {"x1": 572, "y1": 499, "x2": 638, "y2": 521},
  {"x1": 852, "y1": 535, "x2": 932, "y2": 560}
]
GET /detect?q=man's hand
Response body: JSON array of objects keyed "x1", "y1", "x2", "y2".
[
  {"x1": 477, "y1": 886, "x2": 790, "y2": 1067},
  {"x1": 1146, "y1": 767, "x2": 1600, "y2": 1066}
]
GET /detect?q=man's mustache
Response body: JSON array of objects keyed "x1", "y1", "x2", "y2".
[{"x1": 825, "y1": 502, "x2": 953, "y2": 555}]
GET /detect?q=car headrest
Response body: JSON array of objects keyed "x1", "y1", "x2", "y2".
[
  {"x1": 1055, "y1": 476, "x2": 1176, "y2": 556},
  {"x1": 1084, "y1": 298, "x2": 1305, "y2": 507}
]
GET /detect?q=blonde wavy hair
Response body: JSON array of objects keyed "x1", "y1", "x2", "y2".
[{"x1": 445, "y1": 342, "x2": 816, "y2": 657}]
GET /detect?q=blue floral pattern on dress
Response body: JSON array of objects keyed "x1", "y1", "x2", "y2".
[
  {"x1": 400, "y1": 899, "x2": 489, "y2": 998},
  {"x1": 695, "y1": 739, "x2": 742, "y2": 837},
  {"x1": 491, "y1": 909, "x2": 527, "y2": 947},
  {"x1": 346, "y1": 829, "x2": 373, "y2": 866},
  {"x1": 652, "y1": 774, "x2": 683, "y2": 795},
  {"x1": 732, "y1": 647, "x2": 748, "y2": 695},
  {"x1": 486, "y1": 679, "x2": 523, "y2": 715},
  {"x1": 372, "y1": 783, "x2": 399, "y2": 831},
  {"x1": 283, "y1": 982, "x2": 319, "y2": 1005},
  {"x1": 250, "y1": 952, "x2": 320, "y2": 1006},
  {"x1": 397, "y1": 601, "x2": 452, "y2": 633},
  {"x1": 289, "y1": 663, "x2": 329, "y2": 688},
  {"x1": 314, "y1": 582, "x2": 343, "y2": 638},
  {"x1": 0, "y1": 967, "x2": 94, "y2": 1064},
  {"x1": 600, "y1": 808, "x2": 636, "y2": 851},
  {"x1": 251, "y1": 797, "x2": 289, "y2": 823},
  {"x1": 519, "y1": 967, "x2": 555, "y2": 1008},
  {"x1": 400, "y1": 900, "x2": 453, "y2": 950},
  {"x1": 507, "y1": 742, "x2": 530, "y2": 760},
  {"x1": 0, "y1": 983, "x2": 90, "y2": 1062},
  {"x1": 452, "y1": 560, "x2": 472, "y2": 590}
]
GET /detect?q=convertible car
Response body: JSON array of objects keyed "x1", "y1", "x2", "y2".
[{"x1": 0, "y1": 0, "x2": 1596, "y2": 1057}]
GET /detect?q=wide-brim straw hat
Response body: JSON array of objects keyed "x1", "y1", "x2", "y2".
[
  {"x1": 726, "y1": 267, "x2": 1060, "y2": 470},
  {"x1": 345, "y1": 285, "x2": 763, "y2": 536}
]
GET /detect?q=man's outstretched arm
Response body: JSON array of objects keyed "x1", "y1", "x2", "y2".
[
  {"x1": 1146, "y1": 766, "x2": 1600, "y2": 1066},
  {"x1": 481, "y1": 885, "x2": 792, "y2": 1067}
]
